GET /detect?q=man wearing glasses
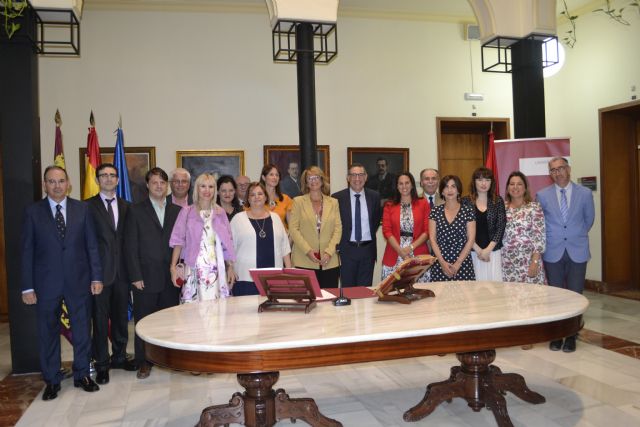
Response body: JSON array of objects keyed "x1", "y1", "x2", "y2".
[
  {"x1": 332, "y1": 163, "x2": 382, "y2": 286},
  {"x1": 537, "y1": 157, "x2": 594, "y2": 353},
  {"x1": 167, "y1": 168, "x2": 192, "y2": 208},
  {"x1": 88, "y1": 163, "x2": 137, "y2": 385}
]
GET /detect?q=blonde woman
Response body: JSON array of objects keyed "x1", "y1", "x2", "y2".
[
  {"x1": 289, "y1": 166, "x2": 342, "y2": 288},
  {"x1": 169, "y1": 173, "x2": 236, "y2": 303}
]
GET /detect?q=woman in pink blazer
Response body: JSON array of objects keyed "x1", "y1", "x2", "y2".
[{"x1": 381, "y1": 172, "x2": 430, "y2": 280}]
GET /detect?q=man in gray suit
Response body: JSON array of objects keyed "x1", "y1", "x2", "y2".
[{"x1": 537, "y1": 157, "x2": 594, "y2": 353}]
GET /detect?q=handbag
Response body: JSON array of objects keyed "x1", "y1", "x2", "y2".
[{"x1": 175, "y1": 262, "x2": 187, "y2": 287}]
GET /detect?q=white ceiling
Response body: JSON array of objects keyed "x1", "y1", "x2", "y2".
[{"x1": 84, "y1": 0, "x2": 604, "y2": 22}]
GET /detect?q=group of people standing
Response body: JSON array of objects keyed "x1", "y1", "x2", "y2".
[
  {"x1": 21, "y1": 155, "x2": 593, "y2": 401},
  {"x1": 380, "y1": 158, "x2": 593, "y2": 354}
]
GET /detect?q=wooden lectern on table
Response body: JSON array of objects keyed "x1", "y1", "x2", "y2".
[
  {"x1": 374, "y1": 255, "x2": 437, "y2": 303},
  {"x1": 250, "y1": 268, "x2": 324, "y2": 313}
]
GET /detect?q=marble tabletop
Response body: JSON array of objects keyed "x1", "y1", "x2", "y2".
[{"x1": 136, "y1": 281, "x2": 588, "y2": 353}]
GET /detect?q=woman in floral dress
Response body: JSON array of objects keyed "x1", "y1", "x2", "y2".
[
  {"x1": 169, "y1": 173, "x2": 237, "y2": 303},
  {"x1": 501, "y1": 171, "x2": 546, "y2": 284}
]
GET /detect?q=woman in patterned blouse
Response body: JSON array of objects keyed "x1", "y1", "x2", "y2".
[{"x1": 501, "y1": 171, "x2": 546, "y2": 284}]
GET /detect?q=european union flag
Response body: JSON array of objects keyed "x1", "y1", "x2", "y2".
[{"x1": 114, "y1": 127, "x2": 132, "y2": 202}]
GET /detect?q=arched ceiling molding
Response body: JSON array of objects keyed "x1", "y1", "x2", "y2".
[{"x1": 467, "y1": 0, "x2": 557, "y2": 43}]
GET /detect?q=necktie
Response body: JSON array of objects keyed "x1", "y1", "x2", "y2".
[
  {"x1": 55, "y1": 204, "x2": 66, "y2": 239},
  {"x1": 354, "y1": 194, "x2": 362, "y2": 242},
  {"x1": 560, "y1": 189, "x2": 568, "y2": 223},
  {"x1": 428, "y1": 195, "x2": 434, "y2": 209},
  {"x1": 106, "y1": 198, "x2": 116, "y2": 229}
]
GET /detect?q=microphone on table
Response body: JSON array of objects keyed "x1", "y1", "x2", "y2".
[{"x1": 333, "y1": 247, "x2": 351, "y2": 306}]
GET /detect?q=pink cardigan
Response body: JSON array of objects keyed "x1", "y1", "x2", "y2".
[{"x1": 169, "y1": 205, "x2": 236, "y2": 267}]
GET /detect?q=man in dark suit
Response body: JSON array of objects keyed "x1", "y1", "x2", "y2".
[
  {"x1": 88, "y1": 163, "x2": 137, "y2": 385},
  {"x1": 125, "y1": 167, "x2": 181, "y2": 379},
  {"x1": 21, "y1": 166, "x2": 103, "y2": 401},
  {"x1": 366, "y1": 158, "x2": 396, "y2": 204},
  {"x1": 280, "y1": 161, "x2": 301, "y2": 198},
  {"x1": 537, "y1": 157, "x2": 595, "y2": 353},
  {"x1": 333, "y1": 163, "x2": 382, "y2": 287}
]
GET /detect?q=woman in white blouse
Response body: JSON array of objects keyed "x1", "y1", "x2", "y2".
[{"x1": 229, "y1": 181, "x2": 291, "y2": 295}]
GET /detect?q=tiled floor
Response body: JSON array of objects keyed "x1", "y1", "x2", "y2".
[{"x1": 2, "y1": 290, "x2": 640, "y2": 427}]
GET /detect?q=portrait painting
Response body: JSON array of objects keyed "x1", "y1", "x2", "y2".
[
  {"x1": 263, "y1": 145, "x2": 330, "y2": 180},
  {"x1": 79, "y1": 146, "x2": 156, "y2": 203},
  {"x1": 176, "y1": 150, "x2": 245, "y2": 190},
  {"x1": 347, "y1": 147, "x2": 409, "y2": 201}
]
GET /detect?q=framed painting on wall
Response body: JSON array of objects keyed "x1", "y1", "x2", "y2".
[
  {"x1": 263, "y1": 145, "x2": 331, "y2": 180},
  {"x1": 176, "y1": 150, "x2": 245, "y2": 189},
  {"x1": 347, "y1": 147, "x2": 409, "y2": 202},
  {"x1": 79, "y1": 146, "x2": 156, "y2": 203}
]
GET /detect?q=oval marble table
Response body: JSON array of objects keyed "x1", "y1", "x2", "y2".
[{"x1": 137, "y1": 281, "x2": 588, "y2": 427}]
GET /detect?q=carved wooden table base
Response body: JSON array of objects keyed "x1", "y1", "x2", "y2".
[
  {"x1": 403, "y1": 350, "x2": 545, "y2": 427},
  {"x1": 197, "y1": 371, "x2": 342, "y2": 427}
]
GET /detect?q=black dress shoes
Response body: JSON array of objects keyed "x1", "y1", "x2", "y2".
[
  {"x1": 74, "y1": 376, "x2": 100, "y2": 392},
  {"x1": 42, "y1": 383, "x2": 61, "y2": 401},
  {"x1": 96, "y1": 370, "x2": 110, "y2": 385},
  {"x1": 136, "y1": 362, "x2": 152, "y2": 379},
  {"x1": 111, "y1": 359, "x2": 138, "y2": 371},
  {"x1": 562, "y1": 336, "x2": 577, "y2": 353},
  {"x1": 549, "y1": 339, "x2": 563, "y2": 351}
]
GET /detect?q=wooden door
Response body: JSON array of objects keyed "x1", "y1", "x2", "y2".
[
  {"x1": 436, "y1": 118, "x2": 510, "y2": 197},
  {"x1": 599, "y1": 100, "x2": 640, "y2": 289}
]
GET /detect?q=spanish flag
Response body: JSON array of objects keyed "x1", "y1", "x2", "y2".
[
  {"x1": 53, "y1": 110, "x2": 65, "y2": 169},
  {"x1": 82, "y1": 111, "x2": 101, "y2": 199}
]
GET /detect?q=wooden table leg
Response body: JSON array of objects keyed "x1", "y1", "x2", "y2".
[
  {"x1": 197, "y1": 371, "x2": 341, "y2": 427},
  {"x1": 403, "y1": 350, "x2": 545, "y2": 427}
]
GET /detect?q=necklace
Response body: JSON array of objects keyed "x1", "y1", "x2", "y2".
[{"x1": 251, "y1": 217, "x2": 267, "y2": 238}]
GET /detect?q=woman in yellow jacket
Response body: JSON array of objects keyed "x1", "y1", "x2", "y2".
[{"x1": 289, "y1": 166, "x2": 342, "y2": 288}]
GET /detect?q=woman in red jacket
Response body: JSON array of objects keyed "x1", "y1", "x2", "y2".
[{"x1": 381, "y1": 172, "x2": 431, "y2": 281}]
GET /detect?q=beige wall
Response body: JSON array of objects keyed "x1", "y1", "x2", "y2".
[
  {"x1": 544, "y1": 9, "x2": 640, "y2": 281},
  {"x1": 37, "y1": 6, "x2": 640, "y2": 281}
]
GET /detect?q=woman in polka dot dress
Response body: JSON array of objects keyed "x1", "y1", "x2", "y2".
[{"x1": 429, "y1": 175, "x2": 476, "y2": 281}]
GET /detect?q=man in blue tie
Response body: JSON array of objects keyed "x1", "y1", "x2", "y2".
[
  {"x1": 21, "y1": 166, "x2": 103, "y2": 400},
  {"x1": 537, "y1": 157, "x2": 594, "y2": 353},
  {"x1": 333, "y1": 164, "x2": 382, "y2": 287}
]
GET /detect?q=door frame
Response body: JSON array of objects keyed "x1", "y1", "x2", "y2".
[
  {"x1": 436, "y1": 116, "x2": 511, "y2": 170},
  {"x1": 599, "y1": 100, "x2": 640, "y2": 289}
]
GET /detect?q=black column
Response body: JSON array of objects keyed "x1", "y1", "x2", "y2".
[
  {"x1": 0, "y1": 8, "x2": 42, "y2": 373},
  {"x1": 295, "y1": 23, "x2": 318, "y2": 172},
  {"x1": 511, "y1": 38, "x2": 546, "y2": 138}
]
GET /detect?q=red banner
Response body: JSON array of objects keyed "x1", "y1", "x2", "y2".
[{"x1": 494, "y1": 137, "x2": 570, "y2": 199}]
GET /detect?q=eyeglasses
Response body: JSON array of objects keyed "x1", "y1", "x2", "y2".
[
  {"x1": 549, "y1": 165, "x2": 567, "y2": 175},
  {"x1": 98, "y1": 173, "x2": 118, "y2": 179},
  {"x1": 171, "y1": 180, "x2": 190, "y2": 185},
  {"x1": 307, "y1": 175, "x2": 321, "y2": 182},
  {"x1": 348, "y1": 173, "x2": 366, "y2": 178}
]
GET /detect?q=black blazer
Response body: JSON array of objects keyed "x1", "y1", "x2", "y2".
[
  {"x1": 88, "y1": 195, "x2": 130, "y2": 286},
  {"x1": 332, "y1": 187, "x2": 382, "y2": 259},
  {"x1": 462, "y1": 195, "x2": 506, "y2": 250},
  {"x1": 125, "y1": 198, "x2": 181, "y2": 293}
]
